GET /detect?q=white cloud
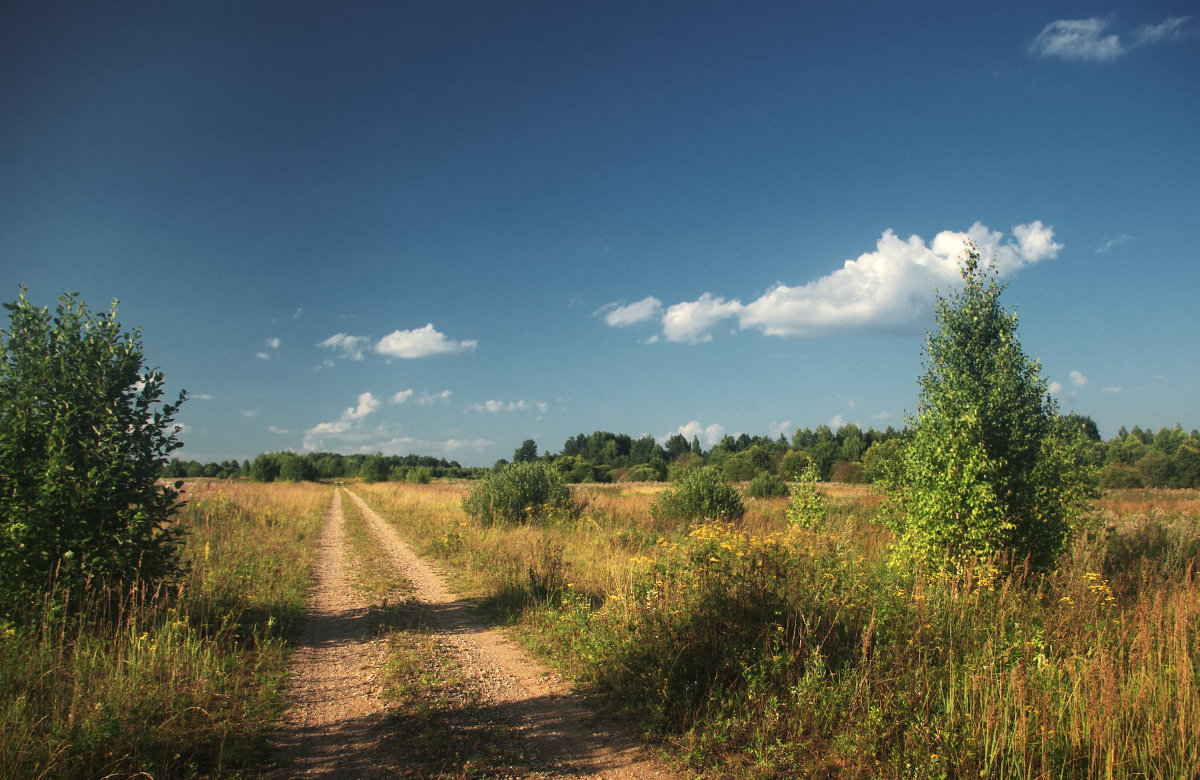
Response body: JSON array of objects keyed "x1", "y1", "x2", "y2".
[
  {"x1": 770, "y1": 421, "x2": 794, "y2": 439},
  {"x1": 255, "y1": 352, "x2": 271, "y2": 360},
  {"x1": 303, "y1": 391, "x2": 386, "y2": 450},
  {"x1": 319, "y1": 333, "x2": 371, "y2": 361},
  {"x1": 1102, "y1": 386, "x2": 1123, "y2": 394},
  {"x1": 375, "y1": 324, "x2": 477, "y2": 359},
  {"x1": 392, "y1": 389, "x2": 415, "y2": 405},
  {"x1": 1070, "y1": 370, "x2": 1088, "y2": 387},
  {"x1": 632, "y1": 222, "x2": 1060, "y2": 343},
  {"x1": 268, "y1": 425, "x2": 290, "y2": 434},
  {"x1": 466, "y1": 399, "x2": 544, "y2": 414},
  {"x1": 1135, "y1": 16, "x2": 1198, "y2": 45},
  {"x1": 418, "y1": 390, "x2": 453, "y2": 405},
  {"x1": 241, "y1": 409, "x2": 258, "y2": 418},
  {"x1": 345, "y1": 392, "x2": 380, "y2": 420},
  {"x1": 602, "y1": 296, "x2": 663, "y2": 327},
  {"x1": 1029, "y1": 16, "x2": 1198, "y2": 62},
  {"x1": 1029, "y1": 18, "x2": 1124, "y2": 62},
  {"x1": 662, "y1": 294, "x2": 744, "y2": 343},
  {"x1": 1096, "y1": 234, "x2": 1132, "y2": 254},
  {"x1": 193, "y1": 393, "x2": 213, "y2": 401},
  {"x1": 266, "y1": 337, "x2": 281, "y2": 349},
  {"x1": 670, "y1": 420, "x2": 726, "y2": 447},
  {"x1": 830, "y1": 414, "x2": 845, "y2": 429},
  {"x1": 1049, "y1": 381, "x2": 1064, "y2": 395}
]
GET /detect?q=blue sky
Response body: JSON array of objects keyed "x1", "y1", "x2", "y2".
[{"x1": 2, "y1": 2, "x2": 1197, "y2": 466}]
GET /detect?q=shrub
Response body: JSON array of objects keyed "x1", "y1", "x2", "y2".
[
  {"x1": 786, "y1": 462, "x2": 826, "y2": 529},
  {"x1": 1099, "y1": 462, "x2": 1144, "y2": 490},
  {"x1": 744, "y1": 472, "x2": 789, "y2": 498},
  {"x1": 829, "y1": 461, "x2": 867, "y2": 483},
  {"x1": 652, "y1": 466, "x2": 745, "y2": 522},
  {"x1": 0, "y1": 290, "x2": 186, "y2": 613},
  {"x1": 461, "y1": 460, "x2": 578, "y2": 525}
]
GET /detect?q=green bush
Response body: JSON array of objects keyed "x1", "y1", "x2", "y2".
[
  {"x1": 786, "y1": 462, "x2": 826, "y2": 529},
  {"x1": 461, "y1": 460, "x2": 578, "y2": 525},
  {"x1": 652, "y1": 466, "x2": 746, "y2": 522},
  {"x1": 0, "y1": 290, "x2": 186, "y2": 613},
  {"x1": 744, "y1": 472, "x2": 789, "y2": 498}
]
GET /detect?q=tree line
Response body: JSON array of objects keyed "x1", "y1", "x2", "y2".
[{"x1": 162, "y1": 420, "x2": 1200, "y2": 490}]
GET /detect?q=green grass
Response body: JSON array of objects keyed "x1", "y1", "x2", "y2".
[{"x1": 0, "y1": 479, "x2": 328, "y2": 779}]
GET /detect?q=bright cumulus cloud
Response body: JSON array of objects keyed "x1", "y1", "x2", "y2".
[
  {"x1": 376, "y1": 324, "x2": 477, "y2": 359},
  {"x1": 391, "y1": 389, "x2": 414, "y2": 405},
  {"x1": 606, "y1": 221, "x2": 1061, "y2": 343},
  {"x1": 670, "y1": 420, "x2": 726, "y2": 447}
]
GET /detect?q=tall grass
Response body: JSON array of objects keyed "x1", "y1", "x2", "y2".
[
  {"x1": 0, "y1": 479, "x2": 328, "y2": 778},
  {"x1": 354, "y1": 482, "x2": 1200, "y2": 779}
]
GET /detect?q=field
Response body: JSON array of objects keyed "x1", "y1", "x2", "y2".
[
  {"x1": 352, "y1": 481, "x2": 1200, "y2": 779},
  {"x1": 2, "y1": 480, "x2": 1197, "y2": 778}
]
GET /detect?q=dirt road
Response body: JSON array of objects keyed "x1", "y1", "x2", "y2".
[{"x1": 272, "y1": 486, "x2": 682, "y2": 779}]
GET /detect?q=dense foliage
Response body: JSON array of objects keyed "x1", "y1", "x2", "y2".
[
  {"x1": 0, "y1": 290, "x2": 185, "y2": 613},
  {"x1": 460, "y1": 460, "x2": 578, "y2": 525},
  {"x1": 889, "y1": 247, "x2": 1093, "y2": 570},
  {"x1": 651, "y1": 465, "x2": 746, "y2": 522}
]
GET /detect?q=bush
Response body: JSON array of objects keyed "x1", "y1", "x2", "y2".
[
  {"x1": 1099, "y1": 462, "x2": 1144, "y2": 489},
  {"x1": 0, "y1": 290, "x2": 186, "y2": 612},
  {"x1": 744, "y1": 472, "x2": 789, "y2": 498},
  {"x1": 461, "y1": 460, "x2": 578, "y2": 525},
  {"x1": 652, "y1": 466, "x2": 746, "y2": 522},
  {"x1": 829, "y1": 461, "x2": 867, "y2": 483},
  {"x1": 786, "y1": 462, "x2": 826, "y2": 529}
]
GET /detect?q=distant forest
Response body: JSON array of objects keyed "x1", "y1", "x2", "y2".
[{"x1": 166, "y1": 418, "x2": 1200, "y2": 489}]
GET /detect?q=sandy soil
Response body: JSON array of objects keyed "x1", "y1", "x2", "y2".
[{"x1": 270, "y1": 486, "x2": 683, "y2": 779}]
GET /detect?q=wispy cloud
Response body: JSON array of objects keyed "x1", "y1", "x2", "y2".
[
  {"x1": 376, "y1": 324, "x2": 477, "y2": 359},
  {"x1": 392, "y1": 389, "x2": 415, "y2": 405},
  {"x1": 600, "y1": 296, "x2": 663, "y2": 327},
  {"x1": 1029, "y1": 16, "x2": 1197, "y2": 62},
  {"x1": 418, "y1": 390, "x2": 453, "y2": 405},
  {"x1": 466, "y1": 399, "x2": 548, "y2": 414},
  {"x1": 240, "y1": 409, "x2": 259, "y2": 418},
  {"x1": 1096, "y1": 234, "x2": 1132, "y2": 254},
  {"x1": 1070, "y1": 370, "x2": 1088, "y2": 387},
  {"x1": 1029, "y1": 18, "x2": 1124, "y2": 62},
  {"x1": 609, "y1": 222, "x2": 1060, "y2": 344},
  {"x1": 1135, "y1": 16, "x2": 1199, "y2": 45},
  {"x1": 266, "y1": 337, "x2": 281, "y2": 349},
  {"x1": 319, "y1": 333, "x2": 371, "y2": 361}
]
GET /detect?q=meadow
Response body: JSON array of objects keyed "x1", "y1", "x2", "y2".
[
  {"x1": 2, "y1": 479, "x2": 1196, "y2": 778},
  {"x1": 0, "y1": 480, "x2": 327, "y2": 779},
  {"x1": 353, "y1": 481, "x2": 1200, "y2": 779}
]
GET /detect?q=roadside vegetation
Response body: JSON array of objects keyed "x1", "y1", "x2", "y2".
[
  {"x1": 354, "y1": 480, "x2": 1199, "y2": 778},
  {"x1": 0, "y1": 480, "x2": 326, "y2": 778}
]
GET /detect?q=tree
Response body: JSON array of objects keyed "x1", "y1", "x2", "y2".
[
  {"x1": 889, "y1": 246, "x2": 1092, "y2": 571},
  {"x1": 0, "y1": 290, "x2": 186, "y2": 610},
  {"x1": 513, "y1": 438, "x2": 538, "y2": 463}
]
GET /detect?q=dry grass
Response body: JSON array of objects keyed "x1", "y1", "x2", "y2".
[{"x1": 352, "y1": 480, "x2": 1200, "y2": 779}]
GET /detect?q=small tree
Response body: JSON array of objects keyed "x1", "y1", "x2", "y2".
[
  {"x1": 0, "y1": 290, "x2": 186, "y2": 611},
  {"x1": 889, "y1": 246, "x2": 1092, "y2": 570}
]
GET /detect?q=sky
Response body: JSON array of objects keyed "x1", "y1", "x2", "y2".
[{"x1": 2, "y1": 1, "x2": 1197, "y2": 467}]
